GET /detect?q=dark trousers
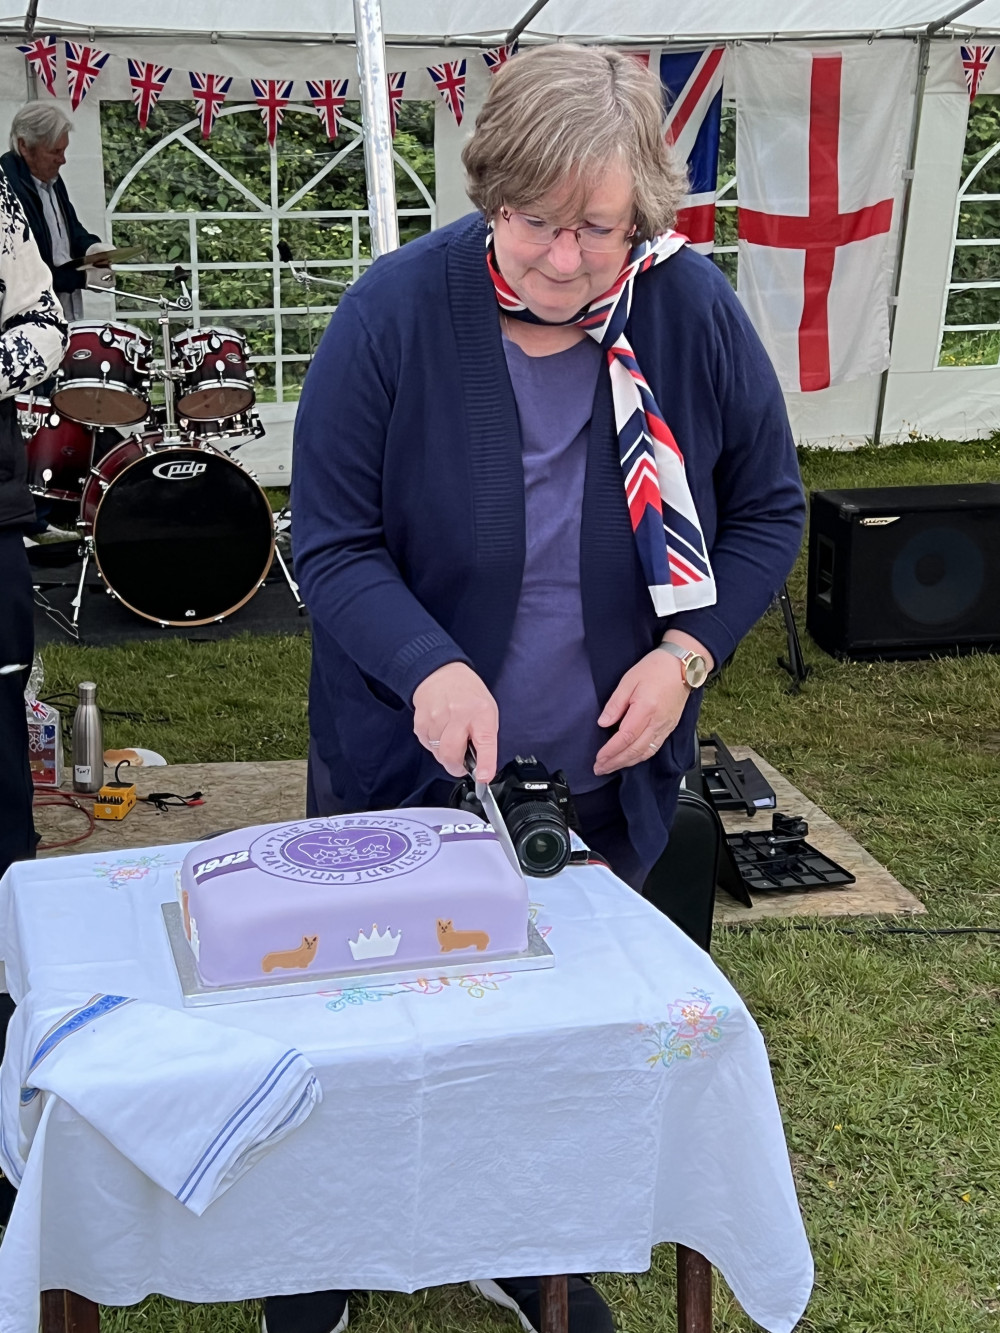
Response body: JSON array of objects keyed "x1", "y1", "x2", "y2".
[
  {"x1": 0, "y1": 528, "x2": 34, "y2": 1223},
  {"x1": 0, "y1": 530, "x2": 36, "y2": 876}
]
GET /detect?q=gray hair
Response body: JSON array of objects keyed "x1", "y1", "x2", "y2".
[
  {"x1": 10, "y1": 102, "x2": 72, "y2": 155},
  {"x1": 462, "y1": 45, "x2": 688, "y2": 241}
]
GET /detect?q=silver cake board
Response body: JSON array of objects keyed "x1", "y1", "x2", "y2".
[{"x1": 161, "y1": 902, "x2": 553, "y2": 1007}]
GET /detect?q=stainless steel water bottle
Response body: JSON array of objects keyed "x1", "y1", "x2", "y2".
[{"x1": 72, "y1": 681, "x2": 103, "y2": 793}]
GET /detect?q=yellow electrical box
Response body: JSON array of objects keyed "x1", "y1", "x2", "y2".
[{"x1": 94, "y1": 781, "x2": 137, "y2": 821}]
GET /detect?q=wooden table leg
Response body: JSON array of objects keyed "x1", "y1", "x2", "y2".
[
  {"x1": 41, "y1": 1290, "x2": 100, "y2": 1333},
  {"x1": 676, "y1": 1246, "x2": 712, "y2": 1333},
  {"x1": 539, "y1": 1274, "x2": 569, "y2": 1333}
]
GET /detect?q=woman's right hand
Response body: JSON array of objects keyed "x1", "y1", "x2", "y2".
[{"x1": 412, "y1": 662, "x2": 499, "y2": 782}]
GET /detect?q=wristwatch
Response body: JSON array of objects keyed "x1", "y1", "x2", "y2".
[{"x1": 657, "y1": 640, "x2": 709, "y2": 689}]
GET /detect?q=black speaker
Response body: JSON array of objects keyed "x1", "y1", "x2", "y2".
[{"x1": 807, "y1": 483, "x2": 1000, "y2": 659}]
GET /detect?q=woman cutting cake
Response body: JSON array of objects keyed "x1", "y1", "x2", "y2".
[{"x1": 287, "y1": 44, "x2": 804, "y2": 1333}]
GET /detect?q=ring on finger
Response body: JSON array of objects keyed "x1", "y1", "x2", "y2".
[
  {"x1": 428, "y1": 739, "x2": 441, "y2": 749},
  {"x1": 648, "y1": 741, "x2": 659, "y2": 752}
]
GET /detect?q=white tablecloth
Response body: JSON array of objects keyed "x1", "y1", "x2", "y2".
[{"x1": 0, "y1": 842, "x2": 813, "y2": 1333}]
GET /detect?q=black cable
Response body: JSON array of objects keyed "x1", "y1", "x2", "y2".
[{"x1": 719, "y1": 922, "x2": 1000, "y2": 937}]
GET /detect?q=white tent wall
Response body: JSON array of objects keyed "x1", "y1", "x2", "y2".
[{"x1": 0, "y1": 21, "x2": 997, "y2": 476}]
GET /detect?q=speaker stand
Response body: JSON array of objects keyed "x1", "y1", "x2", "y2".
[{"x1": 776, "y1": 584, "x2": 811, "y2": 692}]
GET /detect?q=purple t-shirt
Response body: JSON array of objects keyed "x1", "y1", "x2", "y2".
[{"x1": 493, "y1": 332, "x2": 611, "y2": 795}]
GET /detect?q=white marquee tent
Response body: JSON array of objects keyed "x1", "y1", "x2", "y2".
[{"x1": 3, "y1": 2, "x2": 1000, "y2": 480}]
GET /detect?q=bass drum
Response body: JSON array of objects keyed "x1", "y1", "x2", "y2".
[{"x1": 80, "y1": 435, "x2": 275, "y2": 625}]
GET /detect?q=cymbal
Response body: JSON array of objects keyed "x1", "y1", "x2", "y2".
[{"x1": 74, "y1": 245, "x2": 145, "y2": 267}]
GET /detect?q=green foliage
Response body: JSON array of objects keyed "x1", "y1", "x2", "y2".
[
  {"x1": 945, "y1": 94, "x2": 1000, "y2": 362},
  {"x1": 98, "y1": 99, "x2": 435, "y2": 398}
]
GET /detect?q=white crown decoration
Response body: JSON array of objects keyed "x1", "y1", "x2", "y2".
[{"x1": 348, "y1": 924, "x2": 402, "y2": 960}]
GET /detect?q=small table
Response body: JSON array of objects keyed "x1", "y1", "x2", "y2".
[{"x1": 0, "y1": 844, "x2": 812, "y2": 1333}]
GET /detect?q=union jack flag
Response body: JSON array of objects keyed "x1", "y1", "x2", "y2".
[
  {"x1": 189, "y1": 71, "x2": 232, "y2": 139},
  {"x1": 27, "y1": 697, "x2": 49, "y2": 720},
  {"x1": 251, "y1": 78, "x2": 294, "y2": 147},
  {"x1": 65, "y1": 42, "x2": 109, "y2": 111},
  {"x1": 17, "y1": 35, "x2": 57, "y2": 97},
  {"x1": 128, "y1": 59, "x2": 172, "y2": 129},
  {"x1": 427, "y1": 59, "x2": 466, "y2": 126},
  {"x1": 961, "y1": 45, "x2": 995, "y2": 100},
  {"x1": 482, "y1": 43, "x2": 518, "y2": 75},
  {"x1": 306, "y1": 78, "x2": 348, "y2": 140},
  {"x1": 660, "y1": 48, "x2": 726, "y2": 255},
  {"x1": 387, "y1": 71, "x2": 405, "y2": 138}
]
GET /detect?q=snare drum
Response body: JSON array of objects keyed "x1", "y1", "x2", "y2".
[
  {"x1": 172, "y1": 326, "x2": 255, "y2": 420},
  {"x1": 16, "y1": 395, "x2": 94, "y2": 501},
  {"x1": 81, "y1": 433, "x2": 275, "y2": 625},
  {"x1": 51, "y1": 321, "x2": 152, "y2": 428}
]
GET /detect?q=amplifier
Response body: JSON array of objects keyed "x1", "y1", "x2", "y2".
[{"x1": 806, "y1": 483, "x2": 1000, "y2": 659}]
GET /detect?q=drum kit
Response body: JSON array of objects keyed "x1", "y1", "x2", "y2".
[{"x1": 18, "y1": 276, "x2": 302, "y2": 634}]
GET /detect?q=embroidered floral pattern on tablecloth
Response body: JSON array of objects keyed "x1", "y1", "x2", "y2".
[
  {"x1": 92, "y1": 853, "x2": 173, "y2": 890},
  {"x1": 640, "y1": 988, "x2": 730, "y2": 1067},
  {"x1": 321, "y1": 970, "x2": 514, "y2": 1010}
]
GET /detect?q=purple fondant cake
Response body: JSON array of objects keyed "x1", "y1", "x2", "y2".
[{"x1": 178, "y1": 807, "x2": 528, "y2": 987}]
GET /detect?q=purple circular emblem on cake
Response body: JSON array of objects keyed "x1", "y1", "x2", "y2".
[
  {"x1": 249, "y1": 815, "x2": 441, "y2": 884},
  {"x1": 284, "y1": 826, "x2": 409, "y2": 870}
]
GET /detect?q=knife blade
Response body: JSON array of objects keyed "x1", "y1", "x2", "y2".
[{"x1": 465, "y1": 743, "x2": 523, "y2": 881}]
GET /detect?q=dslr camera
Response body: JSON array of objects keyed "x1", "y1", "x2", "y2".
[{"x1": 451, "y1": 754, "x2": 577, "y2": 878}]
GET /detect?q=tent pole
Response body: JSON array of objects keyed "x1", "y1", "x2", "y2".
[
  {"x1": 926, "y1": 0, "x2": 988, "y2": 36},
  {"x1": 22, "y1": 0, "x2": 38, "y2": 99},
  {"x1": 872, "y1": 35, "x2": 931, "y2": 446},
  {"x1": 353, "y1": 0, "x2": 399, "y2": 258},
  {"x1": 505, "y1": 0, "x2": 554, "y2": 47}
]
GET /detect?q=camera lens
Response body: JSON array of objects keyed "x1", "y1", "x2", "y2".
[{"x1": 506, "y1": 801, "x2": 571, "y2": 877}]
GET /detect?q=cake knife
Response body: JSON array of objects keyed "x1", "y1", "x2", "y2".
[{"x1": 464, "y1": 743, "x2": 524, "y2": 881}]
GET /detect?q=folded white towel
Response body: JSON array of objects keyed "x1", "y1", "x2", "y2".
[{"x1": 0, "y1": 992, "x2": 321, "y2": 1215}]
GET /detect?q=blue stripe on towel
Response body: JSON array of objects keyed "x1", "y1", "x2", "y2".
[
  {"x1": 26, "y1": 994, "x2": 134, "y2": 1078},
  {"x1": 176, "y1": 1049, "x2": 303, "y2": 1204}
]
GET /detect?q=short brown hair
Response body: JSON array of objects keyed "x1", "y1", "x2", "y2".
[{"x1": 462, "y1": 45, "x2": 688, "y2": 241}]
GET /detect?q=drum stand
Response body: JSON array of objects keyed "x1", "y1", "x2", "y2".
[{"x1": 272, "y1": 505, "x2": 305, "y2": 614}]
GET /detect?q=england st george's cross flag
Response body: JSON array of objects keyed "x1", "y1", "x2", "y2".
[{"x1": 733, "y1": 42, "x2": 915, "y2": 393}]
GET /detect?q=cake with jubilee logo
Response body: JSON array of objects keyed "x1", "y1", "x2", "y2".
[{"x1": 178, "y1": 808, "x2": 528, "y2": 987}]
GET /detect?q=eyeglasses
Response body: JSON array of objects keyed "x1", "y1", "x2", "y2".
[{"x1": 499, "y1": 207, "x2": 635, "y2": 254}]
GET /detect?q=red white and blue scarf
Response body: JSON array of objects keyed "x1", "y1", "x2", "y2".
[{"x1": 487, "y1": 228, "x2": 716, "y2": 616}]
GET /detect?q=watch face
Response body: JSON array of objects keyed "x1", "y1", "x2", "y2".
[{"x1": 684, "y1": 655, "x2": 709, "y2": 689}]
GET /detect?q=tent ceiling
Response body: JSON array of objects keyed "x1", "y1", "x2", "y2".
[{"x1": 8, "y1": 0, "x2": 1000, "y2": 42}]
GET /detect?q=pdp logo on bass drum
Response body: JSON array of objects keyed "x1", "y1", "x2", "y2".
[{"x1": 152, "y1": 459, "x2": 208, "y2": 481}]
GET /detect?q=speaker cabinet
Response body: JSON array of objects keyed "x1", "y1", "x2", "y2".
[{"x1": 806, "y1": 483, "x2": 1000, "y2": 659}]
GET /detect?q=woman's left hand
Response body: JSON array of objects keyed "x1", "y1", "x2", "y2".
[{"x1": 593, "y1": 649, "x2": 693, "y2": 777}]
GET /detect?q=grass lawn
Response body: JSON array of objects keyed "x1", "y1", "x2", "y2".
[{"x1": 35, "y1": 437, "x2": 1000, "y2": 1332}]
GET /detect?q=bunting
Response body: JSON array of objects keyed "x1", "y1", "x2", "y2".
[
  {"x1": 65, "y1": 42, "x2": 109, "y2": 111},
  {"x1": 16, "y1": 35, "x2": 58, "y2": 97},
  {"x1": 427, "y1": 59, "x2": 466, "y2": 126},
  {"x1": 189, "y1": 72, "x2": 232, "y2": 139},
  {"x1": 252, "y1": 78, "x2": 294, "y2": 147},
  {"x1": 961, "y1": 45, "x2": 995, "y2": 101},
  {"x1": 482, "y1": 43, "x2": 518, "y2": 75},
  {"x1": 306, "y1": 78, "x2": 348, "y2": 140},
  {"x1": 128, "y1": 60, "x2": 172, "y2": 129},
  {"x1": 387, "y1": 71, "x2": 406, "y2": 138}
]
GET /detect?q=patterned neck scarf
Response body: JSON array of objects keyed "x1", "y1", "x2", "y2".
[{"x1": 487, "y1": 227, "x2": 716, "y2": 616}]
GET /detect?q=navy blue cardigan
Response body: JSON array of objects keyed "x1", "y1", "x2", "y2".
[{"x1": 292, "y1": 214, "x2": 805, "y2": 868}]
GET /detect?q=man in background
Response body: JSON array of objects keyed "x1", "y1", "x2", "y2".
[{"x1": 1, "y1": 101, "x2": 112, "y2": 320}]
